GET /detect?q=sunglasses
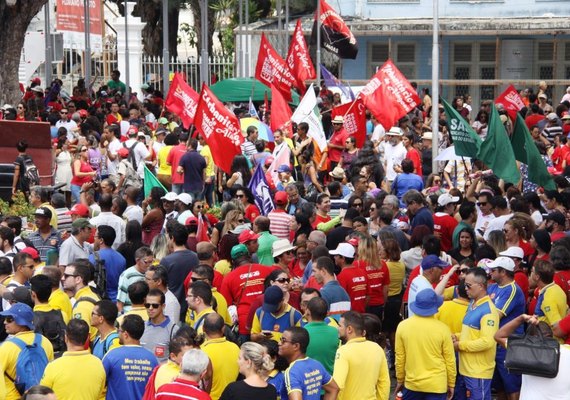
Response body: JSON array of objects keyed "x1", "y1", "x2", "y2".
[
  {"x1": 275, "y1": 278, "x2": 291, "y2": 284},
  {"x1": 477, "y1": 202, "x2": 487, "y2": 206},
  {"x1": 236, "y1": 194, "x2": 244, "y2": 198},
  {"x1": 464, "y1": 282, "x2": 479, "y2": 289},
  {"x1": 60, "y1": 111, "x2": 68, "y2": 114},
  {"x1": 456, "y1": 268, "x2": 470, "y2": 275},
  {"x1": 144, "y1": 303, "x2": 161, "y2": 309},
  {"x1": 353, "y1": 203, "x2": 363, "y2": 207},
  {"x1": 191, "y1": 277, "x2": 207, "y2": 282},
  {"x1": 369, "y1": 207, "x2": 376, "y2": 211},
  {"x1": 195, "y1": 205, "x2": 202, "y2": 209},
  {"x1": 63, "y1": 273, "x2": 78, "y2": 279},
  {"x1": 4, "y1": 316, "x2": 14, "y2": 323}
]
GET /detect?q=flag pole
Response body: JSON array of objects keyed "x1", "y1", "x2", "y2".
[
  {"x1": 431, "y1": 0, "x2": 440, "y2": 174},
  {"x1": 316, "y1": 0, "x2": 321, "y2": 85}
]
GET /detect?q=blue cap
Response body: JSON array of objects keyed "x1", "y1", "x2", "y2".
[
  {"x1": 277, "y1": 165, "x2": 292, "y2": 173},
  {"x1": 263, "y1": 286, "x2": 284, "y2": 314},
  {"x1": 409, "y1": 289, "x2": 443, "y2": 317},
  {"x1": 421, "y1": 254, "x2": 448, "y2": 270},
  {"x1": 0, "y1": 303, "x2": 34, "y2": 330}
]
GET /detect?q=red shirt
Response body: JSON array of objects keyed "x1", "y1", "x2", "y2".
[
  {"x1": 70, "y1": 160, "x2": 94, "y2": 186},
  {"x1": 433, "y1": 213, "x2": 458, "y2": 252},
  {"x1": 551, "y1": 231, "x2": 567, "y2": 242},
  {"x1": 304, "y1": 275, "x2": 323, "y2": 290},
  {"x1": 402, "y1": 263, "x2": 457, "y2": 303},
  {"x1": 220, "y1": 264, "x2": 277, "y2": 334},
  {"x1": 155, "y1": 377, "x2": 211, "y2": 400},
  {"x1": 558, "y1": 314, "x2": 570, "y2": 345},
  {"x1": 551, "y1": 146, "x2": 570, "y2": 172},
  {"x1": 312, "y1": 213, "x2": 331, "y2": 230},
  {"x1": 244, "y1": 203, "x2": 261, "y2": 223},
  {"x1": 514, "y1": 270, "x2": 529, "y2": 301},
  {"x1": 518, "y1": 239, "x2": 534, "y2": 258},
  {"x1": 166, "y1": 144, "x2": 188, "y2": 185},
  {"x1": 328, "y1": 128, "x2": 350, "y2": 163},
  {"x1": 406, "y1": 148, "x2": 423, "y2": 177},
  {"x1": 355, "y1": 259, "x2": 390, "y2": 306},
  {"x1": 555, "y1": 270, "x2": 570, "y2": 307},
  {"x1": 337, "y1": 265, "x2": 368, "y2": 313},
  {"x1": 525, "y1": 114, "x2": 545, "y2": 130}
]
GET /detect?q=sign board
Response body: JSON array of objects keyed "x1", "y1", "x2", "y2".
[{"x1": 56, "y1": 0, "x2": 103, "y2": 51}]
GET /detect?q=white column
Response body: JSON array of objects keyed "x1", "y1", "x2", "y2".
[{"x1": 114, "y1": 2, "x2": 145, "y2": 100}]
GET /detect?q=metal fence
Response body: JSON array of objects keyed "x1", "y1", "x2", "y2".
[{"x1": 141, "y1": 54, "x2": 235, "y2": 92}]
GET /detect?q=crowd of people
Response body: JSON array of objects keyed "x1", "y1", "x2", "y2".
[{"x1": 1, "y1": 74, "x2": 570, "y2": 400}]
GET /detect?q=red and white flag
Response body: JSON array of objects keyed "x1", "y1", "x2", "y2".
[
  {"x1": 495, "y1": 85, "x2": 525, "y2": 121},
  {"x1": 332, "y1": 99, "x2": 366, "y2": 148},
  {"x1": 164, "y1": 73, "x2": 199, "y2": 129},
  {"x1": 255, "y1": 33, "x2": 296, "y2": 102},
  {"x1": 286, "y1": 20, "x2": 315, "y2": 95},
  {"x1": 360, "y1": 59, "x2": 421, "y2": 129},
  {"x1": 270, "y1": 84, "x2": 293, "y2": 137},
  {"x1": 194, "y1": 83, "x2": 243, "y2": 174}
]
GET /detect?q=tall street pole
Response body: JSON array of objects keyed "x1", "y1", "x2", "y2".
[
  {"x1": 431, "y1": 0, "x2": 439, "y2": 173},
  {"x1": 84, "y1": 0, "x2": 91, "y2": 90},
  {"x1": 245, "y1": 0, "x2": 249, "y2": 76},
  {"x1": 316, "y1": 0, "x2": 321, "y2": 83},
  {"x1": 200, "y1": 0, "x2": 209, "y2": 84},
  {"x1": 163, "y1": 0, "x2": 170, "y2": 94},
  {"x1": 45, "y1": 1, "x2": 52, "y2": 86},
  {"x1": 124, "y1": 1, "x2": 130, "y2": 99}
]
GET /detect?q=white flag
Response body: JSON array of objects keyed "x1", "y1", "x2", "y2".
[{"x1": 291, "y1": 84, "x2": 327, "y2": 151}]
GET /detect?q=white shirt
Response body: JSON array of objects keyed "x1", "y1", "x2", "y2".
[
  {"x1": 56, "y1": 119, "x2": 78, "y2": 141},
  {"x1": 123, "y1": 139, "x2": 151, "y2": 179},
  {"x1": 124, "y1": 205, "x2": 143, "y2": 225},
  {"x1": 90, "y1": 212, "x2": 126, "y2": 249},
  {"x1": 371, "y1": 124, "x2": 386, "y2": 143},
  {"x1": 106, "y1": 139, "x2": 122, "y2": 176},
  {"x1": 483, "y1": 213, "x2": 513, "y2": 241},
  {"x1": 407, "y1": 274, "x2": 435, "y2": 318},
  {"x1": 382, "y1": 141, "x2": 407, "y2": 181},
  {"x1": 520, "y1": 345, "x2": 570, "y2": 400},
  {"x1": 475, "y1": 208, "x2": 495, "y2": 238},
  {"x1": 164, "y1": 289, "x2": 181, "y2": 323}
]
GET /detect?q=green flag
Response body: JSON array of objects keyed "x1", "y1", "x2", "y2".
[
  {"x1": 442, "y1": 99, "x2": 482, "y2": 157},
  {"x1": 511, "y1": 113, "x2": 556, "y2": 190},
  {"x1": 144, "y1": 165, "x2": 167, "y2": 198},
  {"x1": 477, "y1": 105, "x2": 520, "y2": 184}
]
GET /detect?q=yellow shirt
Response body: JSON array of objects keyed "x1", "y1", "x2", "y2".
[
  {"x1": 34, "y1": 303, "x2": 69, "y2": 324},
  {"x1": 214, "y1": 260, "x2": 231, "y2": 276},
  {"x1": 49, "y1": 288, "x2": 73, "y2": 322},
  {"x1": 213, "y1": 289, "x2": 232, "y2": 326},
  {"x1": 186, "y1": 307, "x2": 216, "y2": 334},
  {"x1": 157, "y1": 145, "x2": 174, "y2": 175},
  {"x1": 435, "y1": 298, "x2": 469, "y2": 335},
  {"x1": 333, "y1": 337, "x2": 390, "y2": 400},
  {"x1": 116, "y1": 306, "x2": 149, "y2": 327},
  {"x1": 0, "y1": 364, "x2": 5, "y2": 400},
  {"x1": 154, "y1": 360, "x2": 180, "y2": 391},
  {"x1": 0, "y1": 331, "x2": 55, "y2": 400},
  {"x1": 40, "y1": 350, "x2": 106, "y2": 400},
  {"x1": 457, "y1": 296, "x2": 499, "y2": 379},
  {"x1": 200, "y1": 144, "x2": 215, "y2": 177},
  {"x1": 72, "y1": 286, "x2": 101, "y2": 341},
  {"x1": 536, "y1": 282, "x2": 568, "y2": 327},
  {"x1": 395, "y1": 315, "x2": 456, "y2": 393},
  {"x1": 387, "y1": 260, "x2": 406, "y2": 296},
  {"x1": 201, "y1": 337, "x2": 240, "y2": 400},
  {"x1": 251, "y1": 304, "x2": 302, "y2": 342},
  {"x1": 443, "y1": 286, "x2": 455, "y2": 301}
]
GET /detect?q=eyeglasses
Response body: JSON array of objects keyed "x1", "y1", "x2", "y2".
[
  {"x1": 144, "y1": 303, "x2": 161, "y2": 309},
  {"x1": 465, "y1": 282, "x2": 480, "y2": 289},
  {"x1": 353, "y1": 203, "x2": 363, "y2": 207},
  {"x1": 191, "y1": 277, "x2": 207, "y2": 282},
  {"x1": 279, "y1": 337, "x2": 294, "y2": 344},
  {"x1": 141, "y1": 259, "x2": 154, "y2": 264},
  {"x1": 91, "y1": 311, "x2": 101, "y2": 316},
  {"x1": 63, "y1": 273, "x2": 78, "y2": 279},
  {"x1": 60, "y1": 111, "x2": 68, "y2": 114},
  {"x1": 236, "y1": 194, "x2": 244, "y2": 198},
  {"x1": 275, "y1": 278, "x2": 291, "y2": 284},
  {"x1": 80, "y1": 148, "x2": 88, "y2": 152},
  {"x1": 195, "y1": 205, "x2": 202, "y2": 209},
  {"x1": 477, "y1": 202, "x2": 487, "y2": 206},
  {"x1": 4, "y1": 316, "x2": 14, "y2": 323}
]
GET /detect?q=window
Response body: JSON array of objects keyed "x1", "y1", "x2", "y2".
[
  {"x1": 451, "y1": 42, "x2": 496, "y2": 100},
  {"x1": 368, "y1": 42, "x2": 415, "y2": 78}
]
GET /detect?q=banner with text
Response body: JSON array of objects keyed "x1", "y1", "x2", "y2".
[
  {"x1": 495, "y1": 85, "x2": 525, "y2": 121},
  {"x1": 255, "y1": 34, "x2": 296, "y2": 102},
  {"x1": 56, "y1": 0, "x2": 103, "y2": 51},
  {"x1": 286, "y1": 20, "x2": 316, "y2": 95},
  {"x1": 442, "y1": 99, "x2": 482, "y2": 158},
  {"x1": 332, "y1": 99, "x2": 366, "y2": 148},
  {"x1": 164, "y1": 73, "x2": 199, "y2": 129}
]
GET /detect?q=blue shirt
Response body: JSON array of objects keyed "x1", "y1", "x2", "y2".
[
  {"x1": 103, "y1": 345, "x2": 158, "y2": 400},
  {"x1": 268, "y1": 370, "x2": 288, "y2": 400},
  {"x1": 284, "y1": 357, "x2": 332, "y2": 400},
  {"x1": 92, "y1": 331, "x2": 119, "y2": 360},
  {"x1": 320, "y1": 280, "x2": 351, "y2": 321},
  {"x1": 89, "y1": 248, "x2": 126, "y2": 302},
  {"x1": 410, "y1": 206, "x2": 434, "y2": 233},
  {"x1": 392, "y1": 173, "x2": 424, "y2": 205},
  {"x1": 487, "y1": 281, "x2": 525, "y2": 334},
  {"x1": 303, "y1": 260, "x2": 313, "y2": 284}
]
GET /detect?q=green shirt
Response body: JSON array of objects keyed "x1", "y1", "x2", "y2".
[
  {"x1": 305, "y1": 321, "x2": 340, "y2": 374},
  {"x1": 107, "y1": 79, "x2": 127, "y2": 94},
  {"x1": 257, "y1": 231, "x2": 278, "y2": 266},
  {"x1": 452, "y1": 221, "x2": 474, "y2": 249}
]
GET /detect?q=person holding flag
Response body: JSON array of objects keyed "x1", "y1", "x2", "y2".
[{"x1": 327, "y1": 116, "x2": 350, "y2": 170}]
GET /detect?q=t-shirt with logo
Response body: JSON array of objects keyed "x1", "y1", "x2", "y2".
[
  {"x1": 285, "y1": 357, "x2": 332, "y2": 400},
  {"x1": 337, "y1": 266, "x2": 368, "y2": 313}
]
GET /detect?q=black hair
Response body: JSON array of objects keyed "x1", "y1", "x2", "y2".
[
  {"x1": 189, "y1": 280, "x2": 213, "y2": 306},
  {"x1": 422, "y1": 235, "x2": 441, "y2": 256},
  {"x1": 466, "y1": 267, "x2": 488, "y2": 286},
  {"x1": 68, "y1": 259, "x2": 93, "y2": 285},
  {"x1": 315, "y1": 256, "x2": 335, "y2": 275},
  {"x1": 147, "y1": 288, "x2": 166, "y2": 304},
  {"x1": 128, "y1": 280, "x2": 149, "y2": 305},
  {"x1": 459, "y1": 201, "x2": 476, "y2": 220},
  {"x1": 474, "y1": 244, "x2": 496, "y2": 262},
  {"x1": 203, "y1": 313, "x2": 225, "y2": 335},
  {"x1": 66, "y1": 319, "x2": 90, "y2": 346},
  {"x1": 121, "y1": 314, "x2": 146, "y2": 340},
  {"x1": 192, "y1": 265, "x2": 214, "y2": 283},
  {"x1": 169, "y1": 222, "x2": 189, "y2": 246},
  {"x1": 16, "y1": 140, "x2": 29, "y2": 153},
  {"x1": 95, "y1": 300, "x2": 118, "y2": 325},
  {"x1": 341, "y1": 311, "x2": 365, "y2": 334},
  {"x1": 30, "y1": 274, "x2": 52, "y2": 303},
  {"x1": 258, "y1": 338, "x2": 289, "y2": 371},
  {"x1": 0, "y1": 257, "x2": 12, "y2": 276},
  {"x1": 3, "y1": 216, "x2": 22, "y2": 236},
  {"x1": 307, "y1": 297, "x2": 328, "y2": 321},
  {"x1": 284, "y1": 327, "x2": 310, "y2": 354},
  {"x1": 97, "y1": 225, "x2": 116, "y2": 247},
  {"x1": 149, "y1": 265, "x2": 169, "y2": 286}
]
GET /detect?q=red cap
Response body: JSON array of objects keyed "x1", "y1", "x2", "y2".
[
  {"x1": 128, "y1": 126, "x2": 139, "y2": 136},
  {"x1": 78, "y1": 109, "x2": 88, "y2": 118},
  {"x1": 274, "y1": 191, "x2": 288, "y2": 205},
  {"x1": 117, "y1": 148, "x2": 129, "y2": 158},
  {"x1": 65, "y1": 203, "x2": 90, "y2": 217},
  {"x1": 238, "y1": 229, "x2": 260, "y2": 244},
  {"x1": 264, "y1": 156, "x2": 274, "y2": 167},
  {"x1": 185, "y1": 216, "x2": 198, "y2": 225},
  {"x1": 347, "y1": 237, "x2": 359, "y2": 247},
  {"x1": 21, "y1": 247, "x2": 39, "y2": 260},
  {"x1": 31, "y1": 77, "x2": 41, "y2": 85}
]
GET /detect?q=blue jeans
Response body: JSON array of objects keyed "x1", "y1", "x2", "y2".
[
  {"x1": 70, "y1": 184, "x2": 81, "y2": 205},
  {"x1": 402, "y1": 388, "x2": 446, "y2": 400}
]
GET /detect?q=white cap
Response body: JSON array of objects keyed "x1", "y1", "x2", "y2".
[
  {"x1": 387, "y1": 127, "x2": 403, "y2": 136},
  {"x1": 177, "y1": 193, "x2": 193, "y2": 205},
  {"x1": 330, "y1": 242, "x2": 356, "y2": 258},
  {"x1": 489, "y1": 256, "x2": 515, "y2": 272},
  {"x1": 547, "y1": 112, "x2": 558, "y2": 121},
  {"x1": 499, "y1": 246, "x2": 524, "y2": 259},
  {"x1": 161, "y1": 192, "x2": 178, "y2": 202},
  {"x1": 438, "y1": 193, "x2": 460, "y2": 207}
]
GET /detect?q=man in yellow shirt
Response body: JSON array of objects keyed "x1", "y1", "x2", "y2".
[
  {"x1": 41, "y1": 319, "x2": 105, "y2": 400},
  {"x1": 42, "y1": 266, "x2": 73, "y2": 320},
  {"x1": 453, "y1": 268, "x2": 499, "y2": 400},
  {"x1": 185, "y1": 281, "x2": 216, "y2": 332},
  {"x1": 436, "y1": 281, "x2": 470, "y2": 334},
  {"x1": 62, "y1": 260, "x2": 100, "y2": 341},
  {"x1": 0, "y1": 303, "x2": 54, "y2": 400},
  {"x1": 395, "y1": 289, "x2": 456, "y2": 399},
  {"x1": 91, "y1": 300, "x2": 121, "y2": 359},
  {"x1": 333, "y1": 311, "x2": 390, "y2": 400},
  {"x1": 154, "y1": 336, "x2": 195, "y2": 391},
  {"x1": 190, "y1": 264, "x2": 232, "y2": 326},
  {"x1": 201, "y1": 313, "x2": 240, "y2": 400},
  {"x1": 531, "y1": 260, "x2": 568, "y2": 329}
]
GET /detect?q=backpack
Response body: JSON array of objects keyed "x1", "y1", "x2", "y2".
[
  {"x1": 5, "y1": 334, "x2": 49, "y2": 395},
  {"x1": 33, "y1": 309, "x2": 67, "y2": 357},
  {"x1": 122, "y1": 141, "x2": 140, "y2": 171},
  {"x1": 21, "y1": 156, "x2": 41, "y2": 188},
  {"x1": 120, "y1": 159, "x2": 142, "y2": 190},
  {"x1": 93, "y1": 251, "x2": 109, "y2": 300}
]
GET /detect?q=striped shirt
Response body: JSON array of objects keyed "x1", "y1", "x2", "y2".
[
  {"x1": 116, "y1": 266, "x2": 145, "y2": 311},
  {"x1": 268, "y1": 209, "x2": 294, "y2": 240},
  {"x1": 156, "y1": 378, "x2": 211, "y2": 400}
]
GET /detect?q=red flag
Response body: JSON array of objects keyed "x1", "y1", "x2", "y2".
[
  {"x1": 270, "y1": 84, "x2": 293, "y2": 137},
  {"x1": 196, "y1": 213, "x2": 210, "y2": 242},
  {"x1": 164, "y1": 73, "x2": 199, "y2": 129},
  {"x1": 311, "y1": 0, "x2": 358, "y2": 59},
  {"x1": 495, "y1": 85, "x2": 525, "y2": 121},
  {"x1": 360, "y1": 59, "x2": 421, "y2": 130},
  {"x1": 255, "y1": 34, "x2": 296, "y2": 102},
  {"x1": 194, "y1": 83, "x2": 244, "y2": 174},
  {"x1": 332, "y1": 99, "x2": 366, "y2": 148},
  {"x1": 286, "y1": 20, "x2": 315, "y2": 95}
]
